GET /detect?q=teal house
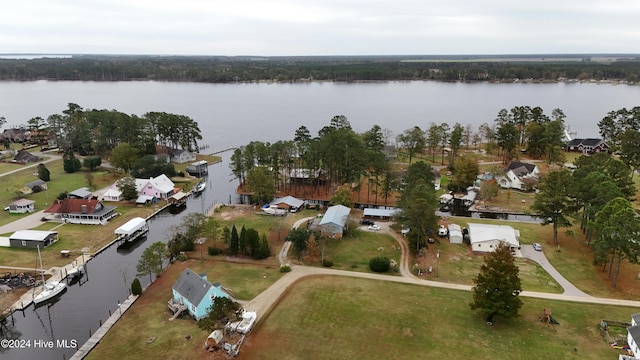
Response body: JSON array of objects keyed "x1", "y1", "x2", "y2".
[{"x1": 171, "y1": 268, "x2": 230, "y2": 320}]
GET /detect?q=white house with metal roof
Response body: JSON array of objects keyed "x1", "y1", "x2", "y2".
[
  {"x1": 626, "y1": 313, "x2": 640, "y2": 359},
  {"x1": 468, "y1": 223, "x2": 520, "y2": 253},
  {"x1": 319, "y1": 205, "x2": 351, "y2": 238}
]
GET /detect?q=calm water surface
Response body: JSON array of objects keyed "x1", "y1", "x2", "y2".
[
  {"x1": 1, "y1": 80, "x2": 639, "y2": 359},
  {"x1": 1, "y1": 81, "x2": 640, "y2": 150}
]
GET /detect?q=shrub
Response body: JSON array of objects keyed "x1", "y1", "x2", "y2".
[
  {"x1": 131, "y1": 277, "x2": 142, "y2": 296},
  {"x1": 369, "y1": 256, "x2": 391, "y2": 273},
  {"x1": 176, "y1": 254, "x2": 188, "y2": 261},
  {"x1": 279, "y1": 264, "x2": 291, "y2": 273},
  {"x1": 208, "y1": 247, "x2": 223, "y2": 255},
  {"x1": 322, "y1": 258, "x2": 334, "y2": 267}
]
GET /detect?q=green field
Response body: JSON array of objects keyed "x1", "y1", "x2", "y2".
[{"x1": 244, "y1": 277, "x2": 633, "y2": 360}]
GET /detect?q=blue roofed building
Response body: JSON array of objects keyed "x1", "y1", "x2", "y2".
[
  {"x1": 169, "y1": 268, "x2": 230, "y2": 320},
  {"x1": 319, "y1": 205, "x2": 351, "y2": 238}
]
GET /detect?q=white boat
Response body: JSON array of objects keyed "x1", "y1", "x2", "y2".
[
  {"x1": 194, "y1": 180, "x2": 206, "y2": 193},
  {"x1": 33, "y1": 245, "x2": 66, "y2": 305},
  {"x1": 33, "y1": 281, "x2": 66, "y2": 304}
]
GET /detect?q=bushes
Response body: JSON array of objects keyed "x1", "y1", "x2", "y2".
[
  {"x1": 131, "y1": 277, "x2": 142, "y2": 295},
  {"x1": 208, "y1": 247, "x2": 223, "y2": 256},
  {"x1": 322, "y1": 258, "x2": 334, "y2": 267},
  {"x1": 369, "y1": 256, "x2": 390, "y2": 273},
  {"x1": 279, "y1": 264, "x2": 291, "y2": 273}
]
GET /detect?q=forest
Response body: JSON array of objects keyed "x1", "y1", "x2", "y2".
[{"x1": 1, "y1": 54, "x2": 640, "y2": 83}]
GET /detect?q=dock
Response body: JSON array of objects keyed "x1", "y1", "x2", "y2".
[
  {"x1": 6, "y1": 253, "x2": 92, "y2": 312},
  {"x1": 70, "y1": 294, "x2": 139, "y2": 360}
]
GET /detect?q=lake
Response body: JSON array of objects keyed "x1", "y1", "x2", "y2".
[
  {"x1": 0, "y1": 80, "x2": 639, "y2": 359},
  {"x1": 1, "y1": 80, "x2": 640, "y2": 152}
]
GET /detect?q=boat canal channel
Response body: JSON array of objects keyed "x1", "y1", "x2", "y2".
[{"x1": 0, "y1": 158, "x2": 237, "y2": 360}]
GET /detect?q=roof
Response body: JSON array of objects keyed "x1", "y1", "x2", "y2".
[
  {"x1": 102, "y1": 188, "x2": 122, "y2": 198},
  {"x1": 628, "y1": 325, "x2": 640, "y2": 344},
  {"x1": 448, "y1": 223, "x2": 462, "y2": 232},
  {"x1": 632, "y1": 313, "x2": 640, "y2": 326},
  {"x1": 566, "y1": 138, "x2": 606, "y2": 147},
  {"x1": 173, "y1": 268, "x2": 213, "y2": 307},
  {"x1": 507, "y1": 161, "x2": 536, "y2": 176},
  {"x1": 25, "y1": 179, "x2": 46, "y2": 189},
  {"x1": 271, "y1": 196, "x2": 304, "y2": 209},
  {"x1": 135, "y1": 175, "x2": 175, "y2": 194},
  {"x1": 319, "y1": 205, "x2": 351, "y2": 227},
  {"x1": 13, "y1": 150, "x2": 39, "y2": 162},
  {"x1": 135, "y1": 195, "x2": 154, "y2": 204},
  {"x1": 115, "y1": 217, "x2": 147, "y2": 236},
  {"x1": 468, "y1": 223, "x2": 520, "y2": 247},
  {"x1": 11, "y1": 198, "x2": 35, "y2": 206},
  {"x1": 10, "y1": 230, "x2": 57, "y2": 241},
  {"x1": 363, "y1": 208, "x2": 400, "y2": 218},
  {"x1": 68, "y1": 187, "x2": 93, "y2": 199},
  {"x1": 44, "y1": 198, "x2": 115, "y2": 215},
  {"x1": 151, "y1": 174, "x2": 175, "y2": 193},
  {"x1": 169, "y1": 191, "x2": 187, "y2": 202}
]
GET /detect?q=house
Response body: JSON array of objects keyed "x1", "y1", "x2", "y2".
[
  {"x1": 270, "y1": 196, "x2": 304, "y2": 212},
  {"x1": 13, "y1": 150, "x2": 40, "y2": 164},
  {"x1": 9, "y1": 230, "x2": 58, "y2": 249},
  {"x1": 170, "y1": 149, "x2": 196, "y2": 164},
  {"x1": 9, "y1": 198, "x2": 35, "y2": 214},
  {"x1": 135, "y1": 174, "x2": 176, "y2": 200},
  {"x1": 101, "y1": 188, "x2": 122, "y2": 202},
  {"x1": 627, "y1": 313, "x2": 640, "y2": 359},
  {"x1": 319, "y1": 205, "x2": 351, "y2": 238},
  {"x1": 44, "y1": 198, "x2": 117, "y2": 225},
  {"x1": 448, "y1": 224, "x2": 463, "y2": 244},
  {"x1": 170, "y1": 268, "x2": 230, "y2": 320},
  {"x1": 497, "y1": 161, "x2": 540, "y2": 190},
  {"x1": 2, "y1": 128, "x2": 27, "y2": 143},
  {"x1": 67, "y1": 187, "x2": 93, "y2": 199},
  {"x1": 468, "y1": 223, "x2": 520, "y2": 253},
  {"x1": 565, "y1": 138, "x2": 609, "y2": 154},
  {"x1": 25, "y1": 179, "x2": 47, "y2": 192},
  {"x1": 362, "y1": 208, "x2": 400, "y2": 221}
]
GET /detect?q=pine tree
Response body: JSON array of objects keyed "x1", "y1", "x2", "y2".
[
  {"x1": 470, "y1": 244, "x2": 523, "y2": 324},
  {"x1": 229, "y1": 225, "x2": 239, "y2": 255}
]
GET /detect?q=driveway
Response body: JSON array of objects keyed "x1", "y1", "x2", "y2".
[{"x1": 521, "y1": 244, "x2": 592, "y2": 297}]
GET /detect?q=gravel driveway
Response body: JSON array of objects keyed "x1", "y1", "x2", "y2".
[{"x1": 520, "y1": 244, "x2": 592, "y2": 297}]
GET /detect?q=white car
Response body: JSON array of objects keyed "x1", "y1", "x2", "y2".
[
  {"x1": 437, "y1": 225, "x2": 448, "y2": 237},
  {"x1": 532, "y1": 243, "x2": 542, "y2": 251},
  {"x1": 368, "y1": 225, "x2": 381, "y2": 231}
]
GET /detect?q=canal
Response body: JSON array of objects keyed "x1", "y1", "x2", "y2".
[{"x1": 0, "y1": 155, "x2": 237, "y2": 360}]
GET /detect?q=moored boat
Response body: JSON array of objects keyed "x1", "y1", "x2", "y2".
[{"x1": 33, "y1": 281, "x2": 66, "y2": 304}]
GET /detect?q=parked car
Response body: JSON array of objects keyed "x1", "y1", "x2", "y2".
[
  {"x1": 401, "y1": 227, "x2": 410, "y2": 236},
  {"x1": 532, "y1": 243, "x2": 542, "y2": 251},
  {"x1": 368, "y1": 225, "x2": 381, "y2": 231},
  {"x1": 3, "y1": 206, "x2": 9, "y2": 211},
  {"x1": 437, "y1": 225, "x2": 448, "y2": 237},
  {"x1": 360, "y1": 219, "x2": 374, "y2": 226}
]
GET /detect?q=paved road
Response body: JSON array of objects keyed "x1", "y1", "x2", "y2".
[
  {"x1": 520, "y1": 244, "x2": 592, "y2": 297},
  {"x1": 248, "y1": 220, "x2": 638, "y2": 326}
]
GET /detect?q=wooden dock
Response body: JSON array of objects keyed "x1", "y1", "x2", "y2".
[{"x1": 70, "y1": 294, "x2": 139, "y2": 360}]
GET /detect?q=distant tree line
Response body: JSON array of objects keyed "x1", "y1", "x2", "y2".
[{"x1": 2, "y1": 55, "x2": 640, "y2": 83}]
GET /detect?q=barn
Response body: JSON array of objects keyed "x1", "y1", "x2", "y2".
[{"x1": 9, "y1": 230, "x2": 58, "y2": 249}]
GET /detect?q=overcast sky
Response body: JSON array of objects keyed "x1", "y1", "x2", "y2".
[{"x1": 2, "y1": 0, "x2": 640, "y2": 56}]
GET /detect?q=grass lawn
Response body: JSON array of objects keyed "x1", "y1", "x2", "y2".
[
  {"x1": 0, "y1": 204, "x2": 161, "y2": 269},
  {"x1": 243, "y1": 276, "x2": 634, "y2": 360},
  {"x1": 86, "y1": 259, "x2": 284, "y2": 360},
  {"x1": 311, "y1": 228, "x2": 402, "y2": 273}
]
